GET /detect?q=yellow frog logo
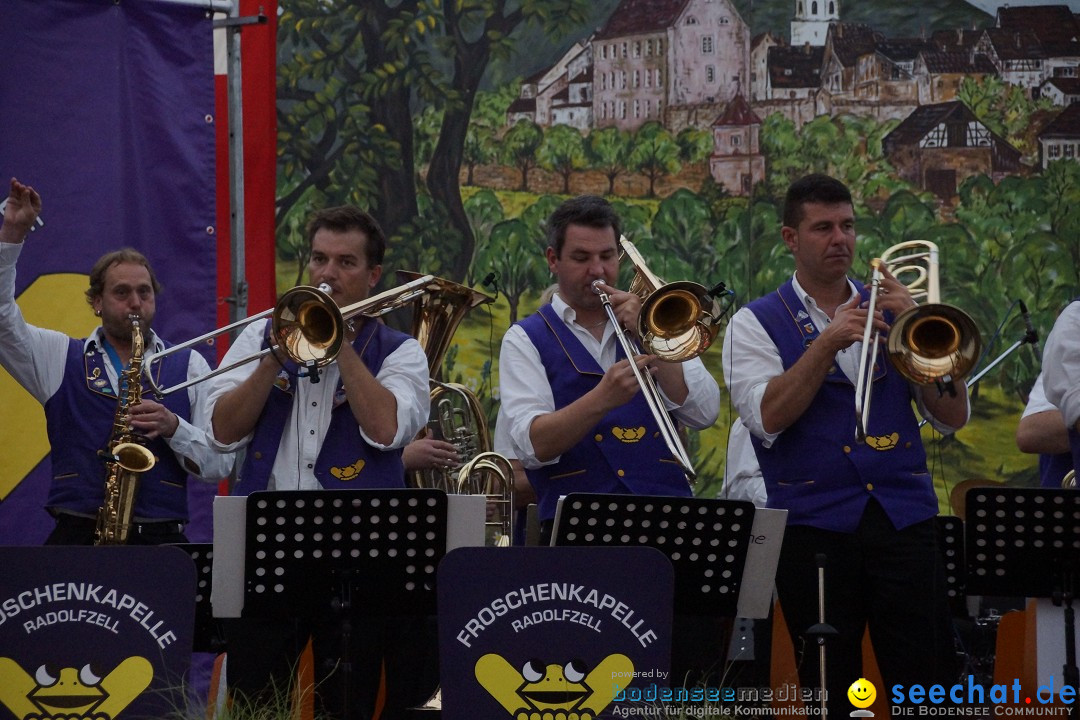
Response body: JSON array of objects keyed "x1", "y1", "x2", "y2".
[
  {"x1": 865, "y1": 432, "x2": 900, "y2": 451},
  {"x1": 0, "y1": 656, "x2": 152, "y2": 720},
  {"x1": 330, "y1": 459, "x2": 366, "y2": 481},
  {"x1": 612, "y1": 426, "x2": 647, "y2": 443},
  {"x1": 475, "y1": 653, "x2": 633, "y2": 719}
]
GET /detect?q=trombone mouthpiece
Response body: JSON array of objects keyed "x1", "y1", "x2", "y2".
[{"x1": 591, "y1": 279, "x2": 606, "y2": 294}]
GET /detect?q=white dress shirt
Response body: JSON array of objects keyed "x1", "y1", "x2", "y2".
[
  {"x1": 0, "y1": 241, "x2": 234, "y2": 480},
  {"x1": 1022, "y1": 371, "x2": 1060, "y2": 418},
  {"x1": 497, "y1": 292, "x2": 721, "y2": 469},
  {"x1": 722, "y1": 273, "x2": 965, "y2": 448},
  {"x1": 206, "y1": 317, "x2": 430, "y2": 491},
  {"x1": 1043, "y1": 301, "x2": 1080, "y2": 428},
  {"x1": 721, "y1": 419, "x2": 767, "y2": 507}
]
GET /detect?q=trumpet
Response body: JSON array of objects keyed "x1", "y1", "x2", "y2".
[
  {"x1": 854, "y1": 240, "x2": 981, "y2": 441},
  {"x1": 142, "y1": 274, "x2": 440, "y2": 395}
]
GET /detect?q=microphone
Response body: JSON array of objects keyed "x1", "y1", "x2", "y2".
[
  {"x1": 1019, "y1": 300, "x2": 1041, "y2": 362},
  {"x1": 482, "y1": 272, "x2": 499, "y2": 299}
]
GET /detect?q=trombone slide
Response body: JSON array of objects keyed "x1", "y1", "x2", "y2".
[{"x1": 592, "y1": 279, "x2": 696, "y2": 482}]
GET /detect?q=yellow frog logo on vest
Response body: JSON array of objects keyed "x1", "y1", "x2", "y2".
[
  {"x1": 475, "y1": 652, "x2": 634, "y2": 720},
  {"x1": 0, "y1": 656, "x2": 152, "y2": 720}
]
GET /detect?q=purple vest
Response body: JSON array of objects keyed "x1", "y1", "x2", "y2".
[
  {"x1": 1042, "y1": 450, "x2": 1073, "y2": 488},
  {"x1": 747, "y1": 279, "x2": 937, "y2": 532},
  {"x1": 519, "y1": 305, "x2": 691, "y2": 521},
  {"x1": 233, "y1": 318, "x2": 410, "y2": 495},
  {"x1": 43, "y1": 337, "x2": 194, "y2": 519}
]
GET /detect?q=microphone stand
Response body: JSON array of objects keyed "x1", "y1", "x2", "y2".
[{"x1": 804, "y1": 553, "x2": 836, "y2": 715}]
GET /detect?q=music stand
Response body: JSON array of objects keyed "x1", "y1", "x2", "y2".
[
  {"x1": 965, "y1": 488, "x2": 1080, "y2": 716},
  {"x1": 176, "y1": 543, "x2": 225, "y2": 654},
  {"x1": 936, "y1": 516, "x2": 966, "y2": 617},
  {"x1": 552, "y1": 493, "x2": 756, "y2": 685},
  {"x1": 242, "y1": 489, "x2": 448, "y2": 720}
]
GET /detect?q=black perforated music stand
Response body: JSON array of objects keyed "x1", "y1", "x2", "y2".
[
  {"x1": 176, "y1": 543, "x2": 224, "y2": 653},
  {"x1": 965, "y1": 488, "x2": 1080, "y2": 717},
  {"x1": 242, "y1": 489, "x2": 448, "y2": 618},
  {"x1": 551, "y1": 493, "x2": 755, "y2": 617},
  {"x1": 241, "y1": 489, "x2": 447, "y2": 720},
  {"x1": 936, "y1": 515, "x2": 966, "y2": 617}
]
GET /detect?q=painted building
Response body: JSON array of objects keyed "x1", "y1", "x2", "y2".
[
  {"x1": 791, "y1": 0, "x2": 839, "y2": 47},
  {"x1": 592, "y1": 0, "x2": 750, "y2": 132},
  {"x1": 883, "y1": 101, "x2": 1023, "y2": 199},
  {"x1": 708, "y1": 94, "x2": 765, "y2": 196}
]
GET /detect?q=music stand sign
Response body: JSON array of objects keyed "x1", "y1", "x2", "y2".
[
  {"x1": 0, "y1": 546, "x2": 195, "y2": 720},
  {"x1": 438, "y1": 546, "x2": 673, "y2": 719}
]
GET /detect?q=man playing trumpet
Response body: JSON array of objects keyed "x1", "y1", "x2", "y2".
[{"x1": 722, "y1": 174, "x2": 967, "y2": 711}]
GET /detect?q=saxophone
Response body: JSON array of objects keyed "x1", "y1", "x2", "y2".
[{"x1": 94, "y1": 317, "x2": 158, "y2": 545}]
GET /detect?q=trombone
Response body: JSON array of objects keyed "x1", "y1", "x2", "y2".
[
  {"x1": 854, "y1": 240, "x2": 981, "y2": 442},
  {"x1": 591, "y1": 237, "x2": 730, "y2": 482},
  {"x1": 143, "y1": 274, "x2": 440, "y2": 396}
]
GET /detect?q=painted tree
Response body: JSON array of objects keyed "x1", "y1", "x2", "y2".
[
  {"x1": 537, "y1": 124, "x2": 587, "y2": 195},
  {"x1": 276, "y1": 0, "x2": 591, "y2": 282},
  {"x1": 585, "y1": 126, "x2": 633, "y2": 195},
  {"x1": 629, "y1": 121, "x2": 681, "y2": 198},
  {"x1": 501, "y1": 119, "x2": 544, "y2": 192},
  {"x1": 650, "y1": 189, "x2": 720, "y2": 284}
]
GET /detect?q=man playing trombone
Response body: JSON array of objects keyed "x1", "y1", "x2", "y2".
[
  {"x1": 495, "y1": 194, "x2": 721, "y2": 543},
  {"x1": 206, "y1": 205, "x2": 432, "y2": 719},
  {"x1": 722, "y1": 174, "x2": 967, "y2": 711},
  {"x1": 0, "y1": 178, "x2": 234, "y2": 545}
]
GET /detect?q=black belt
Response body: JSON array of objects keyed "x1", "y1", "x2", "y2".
[
  {"x1": 131, "y1": 521, "x2": 185, "y2": 536},
  {"x1": 54, "y1": 514, "x2": 184, "y2": 536}
]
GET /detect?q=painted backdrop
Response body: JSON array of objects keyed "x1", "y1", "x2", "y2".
[{"x1": 280, "y1": 0, "x2": 1078, "y2": 502}]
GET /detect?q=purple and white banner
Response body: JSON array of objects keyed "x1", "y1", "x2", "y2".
[{"x1": 0, "y1": 0, "x2": 219, "y2": 544}]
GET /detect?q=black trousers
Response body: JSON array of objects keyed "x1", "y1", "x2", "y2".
[
  {"x1": 44, "y1": 513, "x2": 188, "y2": 545},
  {"x1": 775, "y1": 499, "x2": 958, "y2": 713}
]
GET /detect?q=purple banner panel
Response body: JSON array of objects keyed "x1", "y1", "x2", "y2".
[
  {"x1": 438, "y1": 546, "x2": 674, "y2": 719},
  {"x1": 0, "y1": 546, "x2": 196, "y2": 720},
  {"x1": 0, "y1": 0, "x2": 218, "y2": 544}
]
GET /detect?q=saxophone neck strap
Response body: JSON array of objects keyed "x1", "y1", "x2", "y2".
[{"x1": 100, "y1": 338, "x2": 130, "y2": 394}]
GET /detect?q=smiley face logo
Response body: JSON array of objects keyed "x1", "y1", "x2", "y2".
[{"x1": 847, "y1": 677, "x2": 876, "y2": 710}]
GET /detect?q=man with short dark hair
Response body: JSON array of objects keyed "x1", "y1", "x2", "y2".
[
  {"x1": 496, "y1": 194, "x2": 720, "y2": 544},
  {"x1": 207, "y1": 204, "x2": 432, "y2": 720},
  {"x1": 0, "y1": 177, "x2": 232, "y2": 545},
  {"x1": 723, "y1": 174, "x2": 965, "y2": 710}
]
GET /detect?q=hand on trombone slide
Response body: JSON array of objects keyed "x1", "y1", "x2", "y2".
[
  {"x1": 591, "y1": 280, "x2": 642, "y2": 339},
  {"x1": 597, "y1": 354, "x2": 659, "y2": 407}
]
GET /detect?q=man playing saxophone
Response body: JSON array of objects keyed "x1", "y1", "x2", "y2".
[{"x1": 0, "y1": 177, "x2": 234, "y2": 545}]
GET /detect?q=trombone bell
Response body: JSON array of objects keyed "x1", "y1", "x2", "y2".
[
  {"x1": 273, "y1": 285, "x2": 343, "y2": 365},
  {"x1": 886, "y1": 303, "x2": 980, "y2": 386}
]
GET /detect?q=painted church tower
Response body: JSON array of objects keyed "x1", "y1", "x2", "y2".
[{"x1": 791, "y1": 0, "x2": 838, "y2": 46}]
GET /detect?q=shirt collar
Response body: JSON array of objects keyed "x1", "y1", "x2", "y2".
[
  {"x1": 83, "y1": 326, "x2": 166, "y2": 355},
  {"x1": 790, "y1": 273, "x2": 859, "y2": 316}
]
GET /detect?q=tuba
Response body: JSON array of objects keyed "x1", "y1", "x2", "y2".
[
  {"x1": 854, "y1": 240, "x2": 981, "y2": 441},
  {"x1": 95, "y1": 318, "x2": 157, "y2": 545},
  {"x1": 399, "y1": 271, "x2": 515, "y2": 544}
]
